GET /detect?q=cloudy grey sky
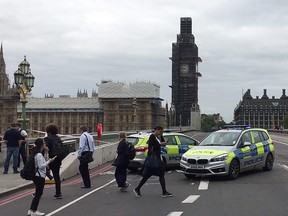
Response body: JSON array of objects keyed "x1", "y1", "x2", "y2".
[{"x1": 1, "y1": 0, "x2": 288, "y2": 122}]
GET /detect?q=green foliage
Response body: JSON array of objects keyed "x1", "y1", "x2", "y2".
[
  {"x1": 201, "y1": 116, "x2": 217, "y2": 132},
  {"x1": 201, "y1": 115, "x2": 227, "y2": 132}
]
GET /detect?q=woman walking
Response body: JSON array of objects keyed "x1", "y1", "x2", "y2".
[
  {"x1": 114, "y1": 131, "x2": 130, "y2": 191},
  {"x1": 133, "y1": 126, "x2": 172, "y2": 198},
  {"x1": 28, "y1": 138, "x2": 55, "y2": 216}
]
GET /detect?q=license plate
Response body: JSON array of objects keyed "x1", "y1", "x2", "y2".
[{"x1": 191, "y1": 165, "x2": 205, "y2": 169}]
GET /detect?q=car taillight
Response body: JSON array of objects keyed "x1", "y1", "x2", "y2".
[{"x1": 135, "y1": 146, "x2": 148, "y2": 152}]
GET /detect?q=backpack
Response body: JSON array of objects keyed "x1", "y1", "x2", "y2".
[
  {"x1": 126, "y1": 142, "x2": 136, "y2": 160},
  {"x1": 46, "y1": 136, "x2": 69, "y2": 161},
  {"x1": 20, "y1": 155, "x2": 37, "y2": 180}
]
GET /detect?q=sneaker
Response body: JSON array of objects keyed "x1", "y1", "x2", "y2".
[
  {"x1": 27, "y1": 210, "x2": 32, "y2": 216},
  {"x1": 13, "y1": 170, "x2": 20, "y2": 174},
  {"x1": 133, "y1": 189, "x2": 142, "y2": 198},
  {"x1": 31, "y1": 210, "x2": 45, "y2": 216},
  {"x1": 162, "y1": 191, "x2": 173, "y2": 198},
  {"x1": 3, "y1": 171, "x2": 8, "y2": 174},
  {"x1": 53, "y1": 194, "x2": 62, "y2": 199}
]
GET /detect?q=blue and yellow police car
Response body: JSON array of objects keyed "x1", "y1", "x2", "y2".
[
  {"x1": 180, "y1": 127, "x2": 275, "y2": 179},
  {"x1": 127, "y1": 132, "x2": 199, "y2": 171}
]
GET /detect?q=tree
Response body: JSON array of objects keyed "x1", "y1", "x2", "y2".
[{"x1": 201, "y1": 115, "x2": 217, "y2": 132}]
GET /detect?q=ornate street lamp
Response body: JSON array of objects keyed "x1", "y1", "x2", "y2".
[{"x1": 14, "y1": 56, "x2": 35, "y2": 132}]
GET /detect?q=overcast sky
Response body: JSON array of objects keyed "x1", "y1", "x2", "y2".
[{"x1": 1, "y1": 0, "x2": 288, "y2": 122}]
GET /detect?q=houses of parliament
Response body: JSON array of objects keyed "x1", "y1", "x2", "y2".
[{"x1": 0, "y1": 44, "x2": 166, "y2": 135}]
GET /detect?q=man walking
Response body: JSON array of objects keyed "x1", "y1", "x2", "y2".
[
  {"x1": 17, "y1": 123, "x2": 28, "y2": 168},
  {"x1": 78, "y1": 125, "x2": 95, "y2": 188},
  {"x1": 3, "y1": 123, "x2": 22, "y2": 174}
]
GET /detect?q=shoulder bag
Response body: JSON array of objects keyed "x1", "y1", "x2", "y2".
[{"x1": 79, "y1": 134, "x2": 94, "y2": 164}]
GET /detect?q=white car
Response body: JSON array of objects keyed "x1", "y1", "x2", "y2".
[{"x1": 180, "y1": 128, "x2": 275, "y2": 179}]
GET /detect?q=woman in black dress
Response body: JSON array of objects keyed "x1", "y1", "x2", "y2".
[{"x1": 133, "y1": 126, "x2": 172, "y2": 198}]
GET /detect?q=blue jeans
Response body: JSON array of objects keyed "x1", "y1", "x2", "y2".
[{"x1": 4, "y1": 147, "x2": 19, "y2": 172}]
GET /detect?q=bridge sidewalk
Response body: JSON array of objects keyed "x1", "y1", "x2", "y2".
[{"x1": 0, "y1": 168, "x2": 33, "y2": 197}]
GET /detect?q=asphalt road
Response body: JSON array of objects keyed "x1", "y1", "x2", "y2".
[{"x1": 1, "y1": 131, "x2": 288, "y2": 216}]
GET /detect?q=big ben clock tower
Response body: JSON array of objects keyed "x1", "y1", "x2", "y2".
[{"x1": 170, "y1": 17, "x2": 202, "y2": 127}]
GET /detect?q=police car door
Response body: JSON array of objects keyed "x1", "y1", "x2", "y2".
[
  {"x1": 239, "y1": 131, "x2": 254, "y2": 170},
  {"x1": 164, "y1": 135, "x2": 179, "y2": 165},
  {"x1": 250, "y1": 130, "x2": 265, "y2": 166}
]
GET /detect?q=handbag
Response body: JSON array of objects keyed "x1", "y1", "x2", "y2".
[
  {"x1": 79, "y1": 134, "x2": 94, "y2": 164},
  {"x1": 79, "y1": 151, "x2": 94, "y2": 163},
  {"x1": 145, "y1": 155, "x2": 160, "y2": 169}
]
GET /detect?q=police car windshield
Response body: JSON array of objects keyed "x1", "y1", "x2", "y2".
[{"x1": 199, "y1": 131, "x2": 240, "y2": 146}]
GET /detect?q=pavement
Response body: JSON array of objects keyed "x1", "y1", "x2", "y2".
[{"x1": 0, "y1": 166, "x2": 34, "y2": 197}]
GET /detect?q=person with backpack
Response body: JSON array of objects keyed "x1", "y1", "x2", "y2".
[
  {"x1": 44, "y1": 123, "x2": 63, "y2": 199},
  {"x1": 28, "y1": 138, "x2": 56, "y2": 216},
  {"x1": 114, "y1": 131, "x2": 131, "y2": 192}
]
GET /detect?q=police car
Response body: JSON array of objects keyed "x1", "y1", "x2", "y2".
[
  {"x1": 127, "y1": 132, "x2": 199, "y2": 171},
  {"x1": 180, "y1": 126, "x2": 275, "y2": 179}
]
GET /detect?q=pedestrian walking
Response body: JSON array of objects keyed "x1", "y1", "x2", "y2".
[
  {"x1": 78, "y1": 125, "x2": 95, "y2": 188},
  {"x1": 114, "y1": 131, "x2": 130, "y2": 191},
  {"x1": 3, "y1": 123, "x2": 22, "y2": 174},
  {"x1": 17, "y1": 123, "x2": 28, "y2": 168},
  {"x1": 44, "y1": 123, "x2": 63, "y2": 199},
  {"x1": 28, "y1": 138, "x2": 56, "y2": 216},
  {"x1": 133, "y1": 126, "x2": 172, "y2": 198}
]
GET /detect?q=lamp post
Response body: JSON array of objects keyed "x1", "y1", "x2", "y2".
[
  {"x1": 14, "y1": 56, "x2": 35, "y2": 133},
  {"x1": 132, "y1": 98, "x2": 137, "y2": 131}
]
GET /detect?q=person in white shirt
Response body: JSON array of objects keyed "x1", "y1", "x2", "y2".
[
  {"x1": 28, "y1": 138, "x2": 55, "y2": 216},
  {"x1": 78, "y1": 125, "x2": 95, "y2": 188},
  {"x1": 17, "y1": 123, "x2": 28, "y2": 168}
]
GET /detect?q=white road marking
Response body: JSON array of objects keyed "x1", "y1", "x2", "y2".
[
  {"x1": 273, "y1": 140, "x2": 288, "y2": 146},
  {"x1": 182, "y1": 195, "x2": 200, "y2": 203},
  {"x1": 46, "y1": 179, "x2": 116, "y2": 216},
  {"x1": 198, "y1": 180, "x2": 209, "y2": 190},
  {"x1": 277, "y1": 163, "x2": 288, "y2": 171},
  {"x1": 167, "y1": 212, "x2": 183, "y2": 216}
]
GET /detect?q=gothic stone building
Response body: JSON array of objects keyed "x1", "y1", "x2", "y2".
[
  {"x1": 20, "y1": 94, "x2": 103, "y2": 136},
  {"x1": 170, "y1": 17, "x2": 202, "y2": 127},
  {"x1": 20, "y1": 80, "x2": 166, "y2": 134},
  {"x1": 98, "y1": 81, "x2": 166, "y2": 132},
  {"x1": 0, "y1": 44, "x2": 19, "y2": 133},
  {"x1": 234, "y1": 89, "x2": 288, "y2": 129}
]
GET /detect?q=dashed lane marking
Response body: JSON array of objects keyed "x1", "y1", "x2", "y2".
[
  {"x1": 198, "y1": 180, "x2": 209, "y2": 190},
  {"x1": 182, "y1": 195, "x2": 200, "y2": 203},
  {"x1": 273, "y1": 140, "x2": 288, "y2": 146},
  {"x1": 167, "y1": 212, "x2": 183, "y2": 216},
  {"x1": 277, "y1": 163, "x2": 288, "y2": 171}
]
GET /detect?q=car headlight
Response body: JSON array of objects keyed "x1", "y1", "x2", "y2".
[
  {"x1": 210, "y1": 154, "x2": 228, "y2": 162},
  {"x1": 181, "y1": 155, "x2": 187, "y2": 162}
]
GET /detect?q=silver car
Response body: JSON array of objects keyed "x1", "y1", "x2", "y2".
[{"x1": 180, "y1": 128, "x2": 275, "y2": 179}]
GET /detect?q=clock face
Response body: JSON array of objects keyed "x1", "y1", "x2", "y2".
[{"x1": 180, "y1": 64, "x2": 189, "y2": 74}]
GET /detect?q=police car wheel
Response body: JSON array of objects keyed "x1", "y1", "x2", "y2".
[
  {"x1": 228, "y1": 159, "x2": 240, "y2": 180},
  {"x1": 263, "y1": 153, "x2": 273, "y2": 171}
]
